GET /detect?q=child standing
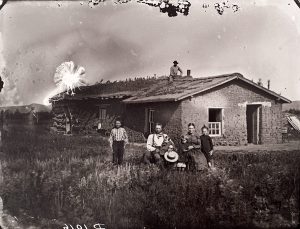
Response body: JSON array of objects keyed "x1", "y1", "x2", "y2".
[
  {"x1": 178, "y1": 135, "x2": 194, "y2": 171},
  {"x1": 109, "y1": 120, "x2": 129, "y2": 165},
  {"x1": 178, "y1": 136, "x2": 190, "y2": 161},
  {"x1": 200, "y1": 126, "x2": 214, "y2": 169}
]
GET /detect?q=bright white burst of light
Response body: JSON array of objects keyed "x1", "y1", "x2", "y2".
[
  {"x1": 54, "y1": 61, "x2": 86, "y2": 96},
  {"x1": 43, "y1": 61, "x2": 86, "y2": 105}
]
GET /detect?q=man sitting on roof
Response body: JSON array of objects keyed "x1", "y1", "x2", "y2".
[
  {"x1": 143, "y1": 123, "x2": 176, "y2": 165},
  {"x1": 169, "y1": 60, "x2": 183, "y2": 81}
]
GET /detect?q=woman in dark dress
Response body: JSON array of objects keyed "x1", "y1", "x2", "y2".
[{"x1": 183, "y1": 123, "x2": 207, "y2": 171}]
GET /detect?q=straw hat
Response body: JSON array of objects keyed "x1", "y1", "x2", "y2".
[{"x1": 164, "y1": 151, "x2": 179, "y2": 163}]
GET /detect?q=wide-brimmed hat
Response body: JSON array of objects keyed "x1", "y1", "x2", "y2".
[
  {"x1": 164, "y1": 151, "x2": 179, "y2": 163},
  {"x1": 173, "y1": 60, "x2": 178, "y2": 64}
]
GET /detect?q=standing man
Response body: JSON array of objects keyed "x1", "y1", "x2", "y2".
[
  {"x1": 143, "y1": 123, "x2": 175, "y2": 165},
  {"x1": 169, "y1": 60, "x2": 183, "y2": 81},
  {"x1": 109, "y1": 119, "x2": 129, "y2": 165}
]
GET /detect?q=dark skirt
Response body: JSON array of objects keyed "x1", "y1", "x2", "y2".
[{"x1": 186, "y1": 149, "x2": 207, "y2": 170}]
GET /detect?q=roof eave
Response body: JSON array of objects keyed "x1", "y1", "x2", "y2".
[{"x1": 123, "y1": 98, "x2": 176, "y2": 104}]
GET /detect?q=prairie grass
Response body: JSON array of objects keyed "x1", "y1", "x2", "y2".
[{"x1": 0, "y1": 125, "x2": 299, "y2": 228}]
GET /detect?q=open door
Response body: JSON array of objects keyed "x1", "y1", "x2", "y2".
[{"x1": 246, "y1": 105, "x2": 262, "y2": 144}]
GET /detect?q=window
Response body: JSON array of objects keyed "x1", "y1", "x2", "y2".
[
  {"x1": 99, "y1": 108, "x2": 107, "y2": 121},
  {"x1": 146, "y1": 108, "x2": 155, "y2": 134},
  {"x1": 97, "y1": 104, "x2": 109, "y2": 121},
  {"x1": 208, "y1": 108, "x2": 223, "y2": 136},
  {"x1": 208, "y1": 122, "x2": 221, "y2": 136}
]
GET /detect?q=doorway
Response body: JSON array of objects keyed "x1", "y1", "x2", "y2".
[{"x1": 246, "y1": 104, "x2": 262, "y2": 144}]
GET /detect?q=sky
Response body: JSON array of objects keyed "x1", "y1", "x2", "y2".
[{"x1": 0, "y1": 0, "x2": 300, "y2": 105}]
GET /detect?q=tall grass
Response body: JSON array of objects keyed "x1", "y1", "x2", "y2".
[{"x1": 0, "y1": 126, "x2": 299, "y2": 228}]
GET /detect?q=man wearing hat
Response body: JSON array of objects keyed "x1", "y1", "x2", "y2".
[{"x1": 170, "y1": 60, "x2": 183, "y2": 81}]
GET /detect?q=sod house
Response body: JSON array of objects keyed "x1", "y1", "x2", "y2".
[{"x1": 50, "y1": 73, "x2": 290, "y2": 146}]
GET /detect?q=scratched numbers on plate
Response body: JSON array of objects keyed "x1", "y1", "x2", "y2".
[{"x1": 63, "y1": 224, "x2": 105, "y2": 229}]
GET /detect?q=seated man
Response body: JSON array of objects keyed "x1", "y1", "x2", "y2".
[{"x1": 143, "y1": 123, "x2": 175, "y2": 165}]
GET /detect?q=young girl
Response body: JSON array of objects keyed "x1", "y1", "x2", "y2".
[
  {"x1": 177, "y1": 135, "x2": 191, "y2": 170},
  {"x1": 178, "y1": 135, "x2": 188, "y2": 158},
  {"x1": 200, "y1": 125, "x2": 214, "y2": 168}
]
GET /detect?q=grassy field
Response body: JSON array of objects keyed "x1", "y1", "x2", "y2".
[{"x1": 0, "y1": 125, "x2": 299, "y2": 228}]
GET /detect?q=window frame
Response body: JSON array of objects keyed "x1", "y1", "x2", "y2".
[
  {"x1": 148, "y1": 108, "x2": 155, "y2": 134},
  {"x1": 145, "y1": 108, "x2": 155, "y2": 134},
  {"x1": 208, "y1": 108, "x2": 223, "y2": 137},
  {"x1": 99, "y1": 108, "x2": 107, "y2": 121},
  {"x1": 96, "y1": 104, "x2": 109, "y2": 121}
]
